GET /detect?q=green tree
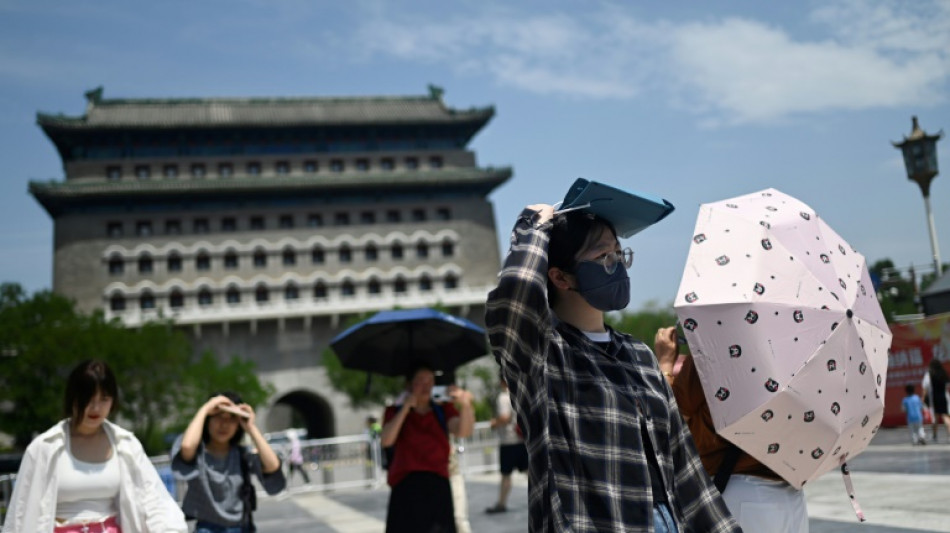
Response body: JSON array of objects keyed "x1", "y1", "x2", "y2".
[
  {"x1": 456, "y1": 363, "x2": 501, "y2": 421},
  {"x1": 607, "y1": 300, "x2": 679, "y2": 344},
  {"x1": 869, "y1": 259, "x2": 920, "y2": 321},
  {"x1": 0, "y1": 284, "x2": 86, "y2": 449},
  {"x1": 0, "y1": 283, "x2": 272, "y2": 454}
]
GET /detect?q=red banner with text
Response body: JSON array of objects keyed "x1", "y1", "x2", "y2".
[{"x1": 884, "y1": 313, "x2": 950, "y2": 427}]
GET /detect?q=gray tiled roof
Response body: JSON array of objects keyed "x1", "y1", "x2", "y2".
[
  {"x1": 30, "y1": 167, "x2": 512, "y2": 211},
  {"x1": 37, "y1": 88, "x2": 494, "y2": 130},
  {"x1": 921, "y1": 269, "x2": 950, "y2": 296}
]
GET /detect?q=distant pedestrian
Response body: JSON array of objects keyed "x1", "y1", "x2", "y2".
[
  {"x1": 485, "y1": 378, "x2": 527, "y2": 514},
  {"x1": 172, "y1": 391, "x2": 286, "y2": 533},
  {"x1": 366, "y1": 416, "x2": 382, "y2": 439},
  {"x1": 902, "y1": 384, "x2": 927, "y2": 445},
  {"x1": 921, "y1": 359, "x2": 950, "y2": 442},
  {"x1": 1, "y1": 359, "x2": 187, "y2": 533},
  {"x1": 286, "y1": 430, "x2": 311, "y2": 484}
]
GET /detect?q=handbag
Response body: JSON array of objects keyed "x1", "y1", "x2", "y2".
[{"x1": 923, "y1": 405, "x2": 935, "y2": 425}]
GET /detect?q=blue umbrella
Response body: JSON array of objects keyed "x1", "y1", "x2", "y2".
[{"x1": 329, "y1": 308, "x2": 489, "y2": 377}]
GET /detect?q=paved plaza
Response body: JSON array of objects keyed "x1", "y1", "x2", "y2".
[{"x1": 253, "y1": 427, "x2": 950, "y2": 532}]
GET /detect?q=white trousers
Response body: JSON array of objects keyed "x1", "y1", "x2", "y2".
[{"x1": 721, "y1": 474, "x2": 809, "y2": 533}]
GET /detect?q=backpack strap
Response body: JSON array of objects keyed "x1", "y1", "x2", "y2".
[
  {"x1": 237, "y1": 446, "x2": 257, "y2": 531},
  {"x1": 431, "y1": 401, "x2": 448, "y2": 435},
  {"x1": 713, "y1": 444, "x2": 741, "y2": 494}
]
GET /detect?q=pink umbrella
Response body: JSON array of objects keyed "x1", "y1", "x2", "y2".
[{"x1": 674, "y1": 188, "x2": 892, "y2": 492}]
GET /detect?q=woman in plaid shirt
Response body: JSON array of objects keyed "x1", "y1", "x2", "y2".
[{"x1": 486, "y1": 204, "x2": 740, "y2": 532}]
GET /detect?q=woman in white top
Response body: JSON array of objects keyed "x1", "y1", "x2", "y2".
[{"x1": 1, "y1": 359, "x2": 186, "y2": 533}]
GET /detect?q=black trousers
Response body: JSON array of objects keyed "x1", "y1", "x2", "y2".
[{"x1": 385, "y1": 472, "x2": 456, "y2": 533}]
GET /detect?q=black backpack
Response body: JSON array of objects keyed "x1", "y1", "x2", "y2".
[{"x1": 382, "y1": 401, "x2": 448, "y2": 470}]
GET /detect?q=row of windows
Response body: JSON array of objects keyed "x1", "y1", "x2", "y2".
[
  {"x1": 109, "y1": 275, "x2": 460, "y2": 311},
  {"x1": 107, "y1": 207, "x2": 452, "y2": 238},
  {"x1": 107, "y1": 241, "x2": 456, "y2": 275},
  {"x1": 106, "y1": 155, "x2": 444, "y2": 181}
]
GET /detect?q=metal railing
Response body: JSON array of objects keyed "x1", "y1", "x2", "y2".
[
  {"x1": 272, "y1": 421, "x2": 500, "y2": 494},
  {"x1": 0, "y1": 421, "x2": 502, "y2": 523}
]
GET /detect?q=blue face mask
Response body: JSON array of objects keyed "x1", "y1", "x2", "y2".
[{"x1": 572, "y1": 261, "x2": 631, "y2": 311}]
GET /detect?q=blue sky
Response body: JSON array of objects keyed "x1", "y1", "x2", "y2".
[{"x1": 1, "y1": 0, "x2": 948, "y2": 311}]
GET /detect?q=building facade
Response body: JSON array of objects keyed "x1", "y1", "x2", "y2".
[{"x1": 31, "y1": 86, "x2": 511, "y2": 437}]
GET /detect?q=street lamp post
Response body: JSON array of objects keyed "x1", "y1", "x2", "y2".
[{"x1": 893, "y1": 116, "x2": 944, "y2": 277}]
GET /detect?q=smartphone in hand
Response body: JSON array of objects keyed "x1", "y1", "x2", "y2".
[{"x1": 431, "y1": 385, "x2": 450, "y2": 403}]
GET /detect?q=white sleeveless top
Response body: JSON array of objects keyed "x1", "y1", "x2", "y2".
[{"x1": 55, "y1": 430, "x2": 120, "y2": 524}]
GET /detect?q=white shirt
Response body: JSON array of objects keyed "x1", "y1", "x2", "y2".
[
  {"x1": 495, "y1": 391, "x2": 522, "y2": 445},
  {"x1": 55, "y1": 432, "x2": 120, "y2": 524},
  {"x1": 1, "y1": 419, "x2": 187, "y2": 533}
]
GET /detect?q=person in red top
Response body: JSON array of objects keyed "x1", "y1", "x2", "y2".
[{"x1": 381, "y1": 363, "x2": 475, "y2": 533}]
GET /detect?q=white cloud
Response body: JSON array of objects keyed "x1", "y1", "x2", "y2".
[
  {"x1": 352, "y1": 6, "x2": 662, "y2": 99},
  {"x1": 811, "y1": 0, "x2": 950, "y2": 54},
  {"x1": 345, "y1": 1, "x2": 950, "y2": 126},
  {"x1": 665, "y1": 17, "x2": 948, "y2": 125}
]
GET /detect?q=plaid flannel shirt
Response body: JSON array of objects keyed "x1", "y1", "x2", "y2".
[{"x1": 485, "y1": 209, "x2": 740, "y2": 533}]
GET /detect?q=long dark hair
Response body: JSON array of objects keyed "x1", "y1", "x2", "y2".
[
  {"x1": 929, "y1": 358, "x2": 949, "y2": 383},
  {"x1": 64, "y1": 359, "x2": 119, "y2": 426},
  {"x1": 201, "y1": 391, "x2": 246, "y2": 447},
  {"x1": 547, "y1": 211, "x2": 616, "y2": 307}
]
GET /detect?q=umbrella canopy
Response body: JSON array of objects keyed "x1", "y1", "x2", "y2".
[
  {"x1": 674, "y1": 188, "x2": 892, "y2": 489},
  {"x1": 329, "y1": 308, "x2": 489, "y2": 378}
]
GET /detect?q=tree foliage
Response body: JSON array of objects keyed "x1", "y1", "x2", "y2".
[
  {"x1": 606, "y1": 300, "x2": 679, "y2": 345},
  {"x1": 869, "y1": 258, "x2": 920, "y2": 321},
  {"x1": 0, "y1": 283, "x2": 272, "y2": 454},
  {"x1": 456, "y1": 363, "x2": 501, "y2": 421}
]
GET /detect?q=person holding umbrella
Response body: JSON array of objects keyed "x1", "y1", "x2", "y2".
[
  {"x1": 655, "y1": 330, "x2": 808, "y2": 532},
  {"x1": 381, "y1": 363, "x2": 475, "y2": 533},
  {"x1": 486, "y1": 179, "x2": 738, "y2": 532}
]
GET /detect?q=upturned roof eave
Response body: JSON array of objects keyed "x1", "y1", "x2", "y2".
[
  {"x1": 29, "y1": 167, "x2": 513, "y2": 215},
  {"x1": 35, "y1": 106, "x2": 495, "y2": 131}
]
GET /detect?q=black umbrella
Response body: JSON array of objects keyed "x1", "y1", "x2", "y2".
[{"x1": 329, "y1": 308, "x2": 489, "y2": 378}]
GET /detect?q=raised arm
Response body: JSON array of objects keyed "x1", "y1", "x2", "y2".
[
  {"x1": 485, "y1": 205, "x2": 557, "y2": 379},
  {"x1": 381, "y1": 396, "x2": 417, "y2": 448},
  {"x1": 236, "y1": 403, "x2": 281, "y2": 474},
  {"x1": 447, "y1": 386, "x2": 475, "y2": 438},
  {"x1": 177, "y1": 395, "x2": 232, "y2": 462}
]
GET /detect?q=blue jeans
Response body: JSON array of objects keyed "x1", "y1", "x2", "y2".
[
  {"x1": 194, "y1": 521, "x2": 247, "y2": 533},
  {"x1": 654, "y1": 502, "x2": 679, "y2": 533}
]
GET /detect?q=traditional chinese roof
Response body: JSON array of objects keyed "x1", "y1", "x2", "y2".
[
  {"x1": 29, "y1": 167, "x2": 513, "y2": 217},
  {"x1": 37, "y1": 86, "x2": 493, "y2": 131}
]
